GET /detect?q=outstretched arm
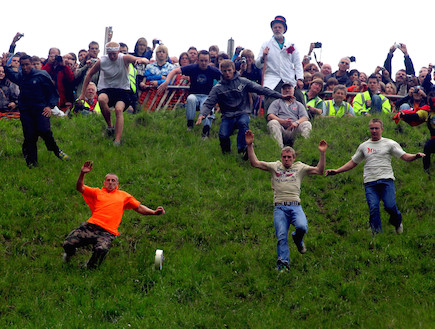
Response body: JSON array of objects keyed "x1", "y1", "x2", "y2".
[
  {"x1": 79, "y1": 61, "x2": 100, "y2": 100},
  {"x1": 307, "y1": 140, "x2": 327, "y2": 175},
  {"x1": 134, "y1": 205, "x2": 165, "y2": 215},
  {"x1": 325, "y1": 159, "x2": 358, "y2": 176},
  {"x1": 76, "y1": 161, "x2": 93, "y2": 193},
  {"x1": 400, "y1": 152, "x2": 425, "y2": 162},
  {"x1": 245, "y1": 130, "x2": 269, "y2": 171},
  {"x1": 157, "y1": 67, "x2": 182, "y2": 94}
]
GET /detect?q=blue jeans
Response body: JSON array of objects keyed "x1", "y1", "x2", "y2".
[
  {"x1": 185, "y1": 94, "x2": 214, "y2": 126},
  {"x1": 218, "y1": 113, "x2": 250, "y2": 153},
  {"x1": 273, "y1": 205, "x2": 308, "y2": 266},
  {"x1": 371, "y1": 95, "x2": 383, "y2": 113},
  {"x1": 364, "y1": 179, "x2": 402, "y2": 233}
]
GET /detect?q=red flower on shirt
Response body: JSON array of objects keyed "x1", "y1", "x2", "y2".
[{"x1": 286, "y1": 45, "x2": 295, "y2": 54}]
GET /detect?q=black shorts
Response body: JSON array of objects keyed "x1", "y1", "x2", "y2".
[{"x1": 98, "y1": 88, "x2": 133, "y2": 109}]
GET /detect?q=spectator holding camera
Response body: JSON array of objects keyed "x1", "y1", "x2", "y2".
[
  {"x1": 75, "y1": 41, "x2": 100, "y2": 97},
  {"x1": 235, "y1": 49, "x2": 262, "y2": 84},
  {"x1": 42, "y1": 48, "x2": 75, "y2": 111},
  {"x1": 383, "y1": 43, "x2": 415, "y2": 96},
  {"x1": 395, "y1": 85, "x2": 427, "y2": 112}
]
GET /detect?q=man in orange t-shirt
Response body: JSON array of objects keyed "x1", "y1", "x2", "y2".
[{"x1": 62, "y1": 161, "x2": 165, "y2": 268}]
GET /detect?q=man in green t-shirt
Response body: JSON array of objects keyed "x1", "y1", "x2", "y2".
[{"x1": 245, "y1": 130, "x2": 327, "y2": 271}]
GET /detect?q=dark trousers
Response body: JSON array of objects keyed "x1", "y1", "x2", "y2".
[
  {"x1": 20, "y1": 110, "x2": 59, "y2": 166},
  {"x1": 423, "y1": 139, "x2": 435, "y2": 171}
]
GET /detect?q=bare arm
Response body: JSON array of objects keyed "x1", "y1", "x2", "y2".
[
  {"x1": 79, "y1": 61, "x2": 100, "y2": 100},
  {"x1": 400, "y1": 152, "x2": 425, "y2": 162},
  {"x1": 307, "y1": 140, "x2": 327, "y2": 175},
  {"x1": 123, "y1": 54, "x2": 149, "y2": 66},
  {"x1": 325, "y1": 159, "x2": 358, "y2": 176},
  {"x1": 134, "y1": 205, "x2": 165, "y2": 215},
  {"x1": 76, "y1": 161, "x2": 93, "y2": 193},
  {"x1": 245, "y1": 130, "x2": 269, "y2": 171},
  {"x1": 157, "y1": 67, "x2": 182, "y2": 94}
]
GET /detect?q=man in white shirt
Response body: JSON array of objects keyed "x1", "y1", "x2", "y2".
[
  {"x1": 325, "y1": 118, "x2": 425, "y2": 234},
  {"x1": 256, "y1": 15, "x2": 304, "y2": 110}
]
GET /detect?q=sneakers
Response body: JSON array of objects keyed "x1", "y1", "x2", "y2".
[
  {"x1": 238, "y1": 147, "x2": 249, "y2": 161},
  {"x1": 292, "y1": 235, "x2": 307, "y2": 254},
  {"x1": 57, "y1": 150, "x2": 70, "y2": 160},
  {"x1": 277, "y1": 260, "x2": 290, "y2": 272},
  {"x1": 187, "y1": 120, "x2": 194, "y2": 131},
  {"x1": 62, "y1": 252, "x2": 72, "y2": 263},
  {"x1": 113, "y1": 140, "x2": 121, "y2": 147},
  {"x1": 298, "y1": 242, "x2": 307, "y2": 254},
  {"x1": 202, "y1": 125, "x2": 210, "y2": 139},
  {"x1": 395, "y1": 223, "x2": 403, "y2": 235},
  {"x1": 106, "y1": 127, "x2": 115, "y2": 137}
]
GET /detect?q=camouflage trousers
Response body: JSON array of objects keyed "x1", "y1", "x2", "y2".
[{"x1": 63, "y1": 222, "x2": 116, "y2": 268}]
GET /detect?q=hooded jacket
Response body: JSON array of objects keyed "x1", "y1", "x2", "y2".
[{"x1": 200, "y1": 72, "x2": 281, "y2": 119}]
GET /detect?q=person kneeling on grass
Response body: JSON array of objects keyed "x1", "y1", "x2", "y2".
[
  {"x1": 245, "y1": 130, "x2": 327, "y2": 271},
  {"x1": 196, "y1": 59, "x2": 289, "y2": 159},
  {"x1": 62, "y1": 161, "x2": 165, "y2": 269}
]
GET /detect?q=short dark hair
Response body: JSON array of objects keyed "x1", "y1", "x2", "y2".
[
  {"x1": 368, "y1": 74, "x2": 379, "y2": 82},
  {"x1": 188, "y1": 46, "x2": 197, "y2": 52},
  {"x1": 198, "y1": 50, "x2": 209, "y2": 57},
  {"x1": 19, "y1": 54, "x2": 32, "y2": 62},
  {"x1": 88, "y1": 41, "x2": 99, "y2": 48},
  {"x1": 119, "y1": 42, "x2": 128, "y2": 50}
]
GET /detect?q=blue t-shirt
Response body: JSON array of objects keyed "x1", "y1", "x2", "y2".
[{"x1": 180, "y1": 64, "x2": 221, "y2": 95}]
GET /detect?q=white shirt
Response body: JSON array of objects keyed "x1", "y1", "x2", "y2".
[
  {"x1": 256, "y1": 37, "x2": 303, "y2": 90},
  {"x1": 352, "y1": 138, "x2": 405, "y2": 183}
]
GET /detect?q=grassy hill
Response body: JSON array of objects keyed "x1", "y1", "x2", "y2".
[{"x1": 0, "y1": 109, "x2": 433, "y2": 328}]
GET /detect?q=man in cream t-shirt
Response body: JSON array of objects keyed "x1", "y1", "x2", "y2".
[
  {"x1": 245, "y1": 130, "x2": 327, "y2": 271},
  {"x1": 325, "y1": 118, "x2": 425, "y2": 234}
]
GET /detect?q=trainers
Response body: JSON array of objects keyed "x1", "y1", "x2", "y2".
[
  {"x1": 395, "y1": 223, "x2": 403, "y2": 235},
  {"x1": 298, "y1": 242, "x2": 307, "y2": 254},
  {"x1": 113, "y1": 140, "x2": 121, "y2": 147},
  {"x1": 277, "y1": 260, "x2": 290, "y2": 272},
  {"x1": 292, "y1": 235, "x2": 307, "y2": 254},
  {"x1": 277, "y1": 264, "x2": 289, "y2": 272},
  {"x1": 106, "y1": 127, "x2": 115, "y2": 137},
  {"x1": 62, "y1": 252, "x2": 72, "y2": 263},
  {"x1": 57, "y1": 150, "x2": 70, "y2": 160}
]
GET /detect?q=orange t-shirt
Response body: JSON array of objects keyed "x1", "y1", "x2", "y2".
[{"x1": 82, "y1": 185, "x2": 141, "y2": 236}]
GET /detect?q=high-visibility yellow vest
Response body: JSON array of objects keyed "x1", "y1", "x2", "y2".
[
  {"x1": 324, "y1": 100, "x2": 351, "y2": 117},
  {"x1": 303, "y1": 91, "x2": 323, "y2": 109},
  {"x1": 353, "y1": 91, "x2": 391, "y2": 115},
  {"x1": 129, "y1": 63, "x2": 137, "y2": 94}
]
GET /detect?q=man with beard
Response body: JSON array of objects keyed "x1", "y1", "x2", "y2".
[{"x1": 256, "y1": 15, "x2": 304, "y2": 110}]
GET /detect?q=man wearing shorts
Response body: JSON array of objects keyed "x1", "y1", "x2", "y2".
[
  {"x1": 62, "y1": 161, "x2": 165, "y2": 268},
  {"x1": 80, "y1": 42, "x2": 149, "y2": 145}
]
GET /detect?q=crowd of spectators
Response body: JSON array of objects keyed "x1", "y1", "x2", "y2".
[{"x1": 1, "y1": 30, "x2": 434, "y2": 170}]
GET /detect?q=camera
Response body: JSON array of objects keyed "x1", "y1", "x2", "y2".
[
  {"x1": 394, "y1": 42, "x2": 401, "y2": 49},
  {"x1": 55, "y1": 55, "x2": 63, "y2": 64},
  {"x1": 313, "y1": 42, "x2": 322, "y2": 48},
  {"x1": 18, "y1": 33, "x2": 24, "y2": 38},
  {"x1": 240, "y1": 57, "x2": 247, "y2": 65},
  {"x1": 349, "y1": 56, "x2": 356, "y2": 62},
  {"x1": 413, "y1": 86, "x2": 421, "y2": 93},
  {"x1": 153, "y1": 39, "x2": 161, "y2": 46}
]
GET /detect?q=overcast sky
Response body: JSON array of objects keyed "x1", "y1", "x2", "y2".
[{"x1": 3, "y1": 0, "x2": 434, "y2": 78}]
